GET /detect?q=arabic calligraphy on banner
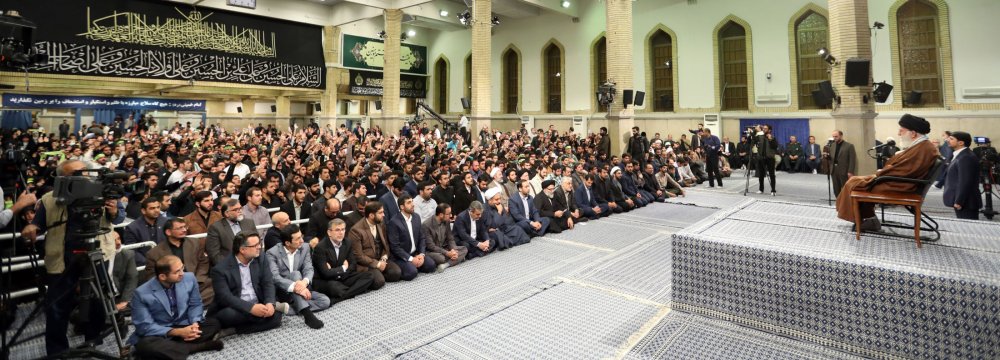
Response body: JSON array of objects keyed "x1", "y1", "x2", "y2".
[
  {"x1": 348, "y1": 70, "x2": 427, "y2": 98},
  {"x1": 35, "y1": 42, "x2": 323, "y2": 88},
  {"x1": 342, "y1": 34, "x2": 427, "y2": 75},
  {"x1": 2, "y1": 93, "x2": 207, "y2": 111},
  {"x1": 12, "y1": 0, "x2": 325, "y2": 89}
]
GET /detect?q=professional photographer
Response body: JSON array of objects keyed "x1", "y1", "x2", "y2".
[
  {"x1": 20, "y1": 159, "x2": 117, "y2": 356},
  {"x1": 752, "y1": 125, "x2": 778, "y2": 195}
]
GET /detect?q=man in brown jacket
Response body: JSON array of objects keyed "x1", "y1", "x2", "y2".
[
  {"x1": 348, "y1": 201, "x2": 401, "y2": 290},
  {"x1": 143, "y1": 217, "x2": 214, "y2": 305},
  {"x1": 183, "y1": 191, "x2": 222, "y2": 238}
]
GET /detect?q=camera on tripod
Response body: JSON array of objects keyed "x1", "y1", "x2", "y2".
[{"x1": 52, "y1": 168, "x2": 128, "y2": 238}]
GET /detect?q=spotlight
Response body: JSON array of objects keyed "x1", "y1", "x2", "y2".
[
  {"x1": 817, "y1": 47, "x2": 837, "y2": 65},
  {"x1": 407, "y1": 30, "x2": 416, "y2": 37},
  {"x1": 555, "y1": 72, "x2": 561, "y2": 77},
  {"x1": 491, "y1": 16, "x2": 500, "y2": 26},
  {"x1": 378, "y1": 30, "x2": 387, "y2": 39},
  {"x1": 458, "y1": 10, "x2": 471, "y2": 26},
  {"x1": 439, "y1": 10, "x2": 449, "y2": 17},
  {"x1": 561, "y1": 1, "x2": 571, "y2": 8},
  {"x1": 663, "y1": 60, "x2": 671, "y2": 68},
  {"x1": 873, "y1": 21, "x2": 885, "y2": 29}
]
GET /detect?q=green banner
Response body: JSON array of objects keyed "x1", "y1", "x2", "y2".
[
  {"x1": 348, "y1": 70, "x2": 427, "y2": 98},
  {"x1": 342, "y1": 34, "x2": 427, "y2": 75}
]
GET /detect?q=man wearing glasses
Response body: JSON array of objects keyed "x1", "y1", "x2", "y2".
[
  {"x1": 211, "y1": 232, "x2": 285, "y2": 336},
  {"x1": 206, "y1": 198, "x2": 258, "y2": 266}
]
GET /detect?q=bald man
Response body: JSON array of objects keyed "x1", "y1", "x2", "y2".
[{"x1": 265, "y1": 211, "x2": 291, "y2": 250}]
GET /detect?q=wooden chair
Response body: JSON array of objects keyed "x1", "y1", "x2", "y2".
[{"x1": 850, "y1": 157, "x2": 946, "y2": 248}]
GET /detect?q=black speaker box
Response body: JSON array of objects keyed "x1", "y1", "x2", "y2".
[
  {"x1": 634, "y1": 91, "x2": 645, "y2": 107},
  {"x1": 461, "y1": 97, "x2": 470, "y2": 110},
  {"x1": 845, "y1": 59, "x2": 870, "y2": 87},
  {"x1": 905, "y1": 90, "x2": 923, "y2": 105},
  {"x1": 314, "y1": 103, "x2": 321, "y2": 112},
  {"x1": 270, "y1": 105, "x2": 277, "y2": 113},
  {"x1": 872, "y1": 82, "x2": 893, "y2": 103},
  {"x1": 375, "y1": 100, "x2": 383, "y2": 110},
  {"x1": 812, "y1": 90, "x2": 831, "y2": 107},
  {"x1": 623, "y1": 90, "x2": 634, "y2": 106},
  {"x1": 236, "y1": 106, "x2": 242, "y2": 113},
  {"x1": 818, "y1": 80, "x2": 836, "y2": 101}
]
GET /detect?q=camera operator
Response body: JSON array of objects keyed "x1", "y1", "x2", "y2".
[
  {"x1": 752, "y1": 125, "x2": 778, "y2": 195},
  {"x1": 942, "y1": 132, "x2": 981, "y2": 219},
  {"x1": 0, "y1": 187, "x2": 36, "y2": 230},
  {"x1": 20, "y1": 159, "x2": 116, "y2": 356}
]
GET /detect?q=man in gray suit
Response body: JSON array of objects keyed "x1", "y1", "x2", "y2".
[
  {"x1": 205, "y1": 198, "x2": 257, "y2": 266},
  {"x1": 108, "y1": 231, "x2": 137, "y2": 333},
  {"x1": 422, "y1": 203, "x2": 468, "y2": 270},
  {"x1": 266, "y1": 224, "x2": 328, "y2": 329},
  {"x1": 830, "y1": 130, "x2": 858, "y2": 197}
]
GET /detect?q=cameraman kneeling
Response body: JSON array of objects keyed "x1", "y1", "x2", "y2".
[{"x1": 21, "y1": 159, "x2": 116, "y2": 356}]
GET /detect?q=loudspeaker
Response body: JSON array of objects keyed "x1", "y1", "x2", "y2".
[
  {"x1": 844, "y1": 59, "x2": 870, "y2": 87},
  {"x1": 623, "y1": 90, "x2": 634, "y2": 106},
  {"x1": 270, "y1": 105, "x2": 277, "y2": 113},
  {"x1": 905, "y1": 90, "x2": 923, "y2": 106},
  {"x1": 375, "y1": 100, "x2": 383, "y2": 110},
  {"x1": 812, "y1": 90, "x2": 831, "y2": 107},
  {"x1": 872, "y1": 82, "x2": 893, "y2": 103},
  {"x1": 313, "y1": 103, "x2": 321, "y2": 112},
  {"x1": 634, "y1": 91, "x2": 645, "y2": 107},
  {"x1": 236, "y1": 106, "x2": 242, "y2": 113},
  {"x1": 461, "y1": 97, "x2": 470, "y2": 110},
  {"x1": 818, "y1": 80, "x2": 835, "y2": 102}
]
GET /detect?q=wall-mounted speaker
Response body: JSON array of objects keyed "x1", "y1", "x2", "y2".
[
  {"x1": 313, "y1": 103, "x2": 321, "y2": 112},
  {"x1": 236, "y1": 106, "x2": 243, "y2": 113},
  {"x1": 270, "y1": 105, "x2": 277, "y2": 113},
  {"x1": 460, "y1": 97, "x2": 470, "y2": 110},
  {"x1": 812, "y1": 90, "x2": 831, "y2": 107},
  {"x1": 844, "y1": 59, "x2": 870, "y2": 87},
  {"x1": 872, "y1": 82, "x2": 893, "y2": 103},
  {"x1": 623, "y1": 90, "x2": 634, "y2": 107},
  {"x1": 905, "y1": 90, "x2": 923, "y2": 106},
  {"x1": 634, "y1": 91, "x2": 645, "y2": 107},
  {"x1": 375, "y1": 100, "x2": 383, "y2": 110}
]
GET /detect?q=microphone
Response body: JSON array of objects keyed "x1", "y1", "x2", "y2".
[{"x1": 870, "y1": 139, "x2": 896, "y2": 150}]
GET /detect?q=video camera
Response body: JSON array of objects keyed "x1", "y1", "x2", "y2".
[{"x1": 52, "y1": 168, "x2": 129, "y2": 238}]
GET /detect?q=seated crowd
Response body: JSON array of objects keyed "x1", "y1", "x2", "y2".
[{"x1": 1, "y1": 116, "x2": 720, "y2": 358}]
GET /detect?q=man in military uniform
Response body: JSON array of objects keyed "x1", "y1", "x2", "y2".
[{"x1": 782, "y1": 136, "x2": 805, "y2": 173}]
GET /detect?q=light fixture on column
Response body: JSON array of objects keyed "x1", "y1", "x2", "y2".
[
  {"x1": 817, "y1": 47, "x2": 838, "y2": 65},
  {"x1": 872, "y1": 21, "x2": 885, "y2": 29},
  {"x1": 596, "y1": 79, "x2": 617, "y2": 108},
  {"x1": 491, "y1": 15, "x2": 500, "y2": 26},
  {"x1": 439, "y1": 10, "x2": 449, "y2": 17},
  {"x1": 663, "y1": 60, "x2": 671, "y2": 69},
  {"x1": 458, "y1": 10, "x2": 471, "y2": 26},
  {"x1": 378, "y1": 30, "x2": 408, "y2": 41}
]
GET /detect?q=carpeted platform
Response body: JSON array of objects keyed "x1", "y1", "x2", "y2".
[
  {"x1": 673, "y1": 198, "x2": 1000, "y2": 360},
  {"x1": 6, "y1": 176, "x2": 996, "y2": 359}
]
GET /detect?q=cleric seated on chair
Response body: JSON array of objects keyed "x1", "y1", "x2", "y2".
[{"x1": 835, "y1": 114, "x2": 940, "y2": 232}]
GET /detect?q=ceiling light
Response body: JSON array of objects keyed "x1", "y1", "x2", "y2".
[
  {"x1": 562, "y1": 1, "x2": 571, "y2": 8},
  {"x1": 440, "y1": 10, "x2": 449, "y2": 17},
  {"x1": 407, "y1": 30, "x2": 416, "y2": 37}
]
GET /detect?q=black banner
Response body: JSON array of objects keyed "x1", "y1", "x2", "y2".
[
  {"x1": 348, "y1": 70, "x2": 427, "y2": 98},
  {"x1": 10, "y1": 0, "x2": 325, "y2": 88}
]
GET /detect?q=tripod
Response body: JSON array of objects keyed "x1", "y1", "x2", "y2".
[
  {"x1": 743, "y1": 154, "x2": 755, "y2": 196},
  {"x1": 3, "y1": 236, "x2": 126, "y2": 360}
]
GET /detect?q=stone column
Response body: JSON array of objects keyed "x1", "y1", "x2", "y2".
[
  {"x1": 470, "y1": 0, "x2": 492, "y2": 136},
  {"x1": 321, "y1": 25, "x2": 341, "y2": 128},
  {"x1": 829, "y1": 0, "x2": 877, "y2": 176},
  {"x1": 275, "y1": 95, "x2": 291, "y2": 132},
  {"x1": 240, "y1": 98, "x2": 256, "y2": 131},
  {"x1": 604, "y1": 0, "x2": 635, "y2": 157},
  {"x1": 381, "y1": 9, "x2": 403, "y2": 133}
]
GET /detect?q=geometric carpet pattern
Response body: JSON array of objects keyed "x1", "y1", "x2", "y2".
[{"x1": 6, "y1": 172, "x2": 996, "y2": 359}]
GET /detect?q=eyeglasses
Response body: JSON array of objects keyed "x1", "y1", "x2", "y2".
[{"x1": 242, "y1": 242, "x2": 262, "y2": 249}]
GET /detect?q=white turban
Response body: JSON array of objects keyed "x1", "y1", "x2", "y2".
[{"x1": 484, "y1": 187, "x2": 502, "y2": 200}]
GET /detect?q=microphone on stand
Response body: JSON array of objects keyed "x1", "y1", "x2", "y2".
[{"x1": 870, "y1": 139, "x2": 896, "y2": 150}]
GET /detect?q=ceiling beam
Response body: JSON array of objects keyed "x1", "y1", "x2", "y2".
[{"x1": 329, "y1": 1, "x2": 385, "y2": 26}]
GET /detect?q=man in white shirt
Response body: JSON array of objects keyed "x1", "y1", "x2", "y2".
[
  {"x1": 412, "y1": 181, "x2": 437, "y2": 223},
  {"x1": 386, "y1": 195, "x2": 437, "y2": 281},
  {"x1": 265, "y1": 224, "x2": 329, "y2": 329}
]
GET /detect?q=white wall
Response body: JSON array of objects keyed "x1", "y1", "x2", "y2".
[{"x1": 423, "y1": 0, "x2": 1000, "y2": 113}]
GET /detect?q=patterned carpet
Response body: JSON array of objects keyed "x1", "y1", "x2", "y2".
[{"x1": 6, "y1": 174, "x2": 993, "y2": 359}]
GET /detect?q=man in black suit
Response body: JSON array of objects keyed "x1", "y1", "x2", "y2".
[
  {"x1": 279, "y1": 184, "x2": 310, "y2": 222},
  {"x1": 451, "y1": 172, "x2": 478, "y2": 215},
  {"x1": 205, "y1": 198, "x2": 257, "y2": 266},
  {"x1": 534, "y1": 179, "x2": 572, "y2": 233},
  {"x1": 453, "y1": 201, "x2": 493, "y2": 259},
  {"x1": 942, "y1": 131, "x2": 982, "y2": 219},
  {"x1": 210, "y1": 232, "x2": 283, "y2": 335},
  {"x1": 386, "y1": 195, "x2": 437, "y2": 280},
  {"x1": 311, "y1": 219, "x2": 375, "y2": 302}
]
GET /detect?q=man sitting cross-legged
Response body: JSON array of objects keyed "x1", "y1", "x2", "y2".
[
  {"x1": 130, "y1": 255, "x2": 224, "y2": 359},
  {"x1": 265, "y1": 224, "x2": 329, "y2": 329},
  {"x1": 210, "y1": 232, "x2": 284, "y2": 335}
]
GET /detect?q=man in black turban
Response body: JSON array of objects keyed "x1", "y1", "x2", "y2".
[{"x1": 835, "y1": 114, "x2": 941, "y2": 231}]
